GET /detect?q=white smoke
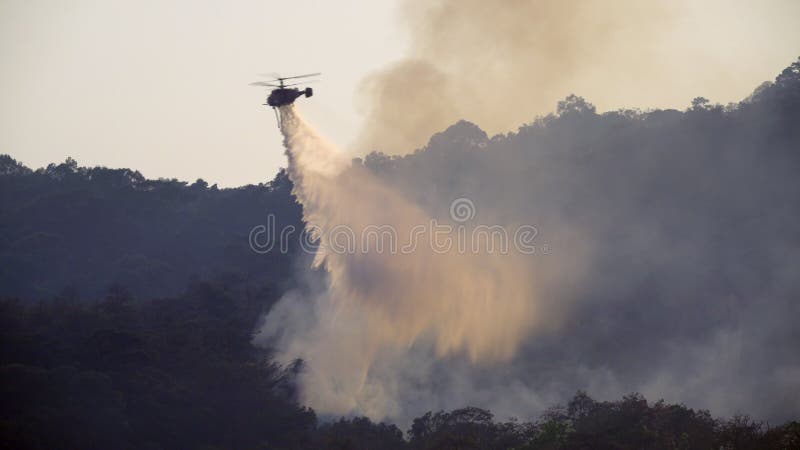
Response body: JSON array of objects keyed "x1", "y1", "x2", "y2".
[{"x1": 255, "y1": 106, "x2": 581, "y2": 421}]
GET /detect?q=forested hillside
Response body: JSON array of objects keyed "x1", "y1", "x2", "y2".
[
  {"x1": 1, "y1": 59, "x2": 799, "y2": 449},
  {"x1": 2, "y1": 284, "x2": 799, "y2": 450},
  {"x1": 0, "y1": 158, "x2": 304, "y2": 300},
  {"x1": 347, "y1": 58, "x2": 800, "y2": 424}
]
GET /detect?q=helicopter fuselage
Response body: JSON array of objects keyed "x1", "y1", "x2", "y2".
[{"x1": 266, "y1": 87, "x2": 313, "y2": 108}]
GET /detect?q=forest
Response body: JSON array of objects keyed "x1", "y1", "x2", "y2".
[
  {"x1": 1, "y1": 59, "x2": 799, "y2": 449},
  {"x1": 2, "y1": 280, "x2": 799, "y2": 449}
]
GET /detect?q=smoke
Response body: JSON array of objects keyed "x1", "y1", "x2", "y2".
[
  {"x1": 326, "y1": 67, "x2": 800, "y2": 423},
  {"x1": 355, "y1": 0, "x2": 676, "y2": 154},
  {"x1": 254, "y1": 0, "x2": 800, "y2": 425},
  {"x1": 354, "y1": 0, "x2": 799, "y2": 155},
  {"x1": 258, "y1": 106, "x2": 582, "y2": 420},
  {"x1": 257, "y1": 66, "x2": 800, "y2": 421}
]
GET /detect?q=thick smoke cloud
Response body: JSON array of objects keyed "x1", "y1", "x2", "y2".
[
  {"x1": 347, "y1": 68, "x2": 800, "y2": 424},
  {"x1": 355, "y1": 0, "x2": 798, "y2": 155},
  {"x1": 356, "y1": 0, "x2": 676, "y2": 154},
  {"x1": 255, "y1": 0, "x2": 800, "y2": 427},
  {"x1": 258, "y1": 60, "x2": 800, "y2": 425},
  {"x1": 257, "y1": 107, "x2": 586, "y2": 420}
]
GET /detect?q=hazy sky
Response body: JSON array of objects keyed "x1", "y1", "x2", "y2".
[
  {"x1": 1, "y1": 0, "x2": 798, "y2": 187},
  {"x1": 0, "y1": 0, "x2": 407, "y2": 186}
]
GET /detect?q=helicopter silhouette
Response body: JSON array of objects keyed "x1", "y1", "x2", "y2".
[{"x1": 251, "y1": 73, "x2": 320, "y2": 126}]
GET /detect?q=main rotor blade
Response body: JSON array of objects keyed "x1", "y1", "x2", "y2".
[
  {"x1": 249, "y1": 81, "x2": 282, "y2": 87},
  {"x1": 281, "y1": 80, "x2": 320, "y2": 87},
  {"x1": 279, "y1": 72, "x2": 321, "y2": 80}
]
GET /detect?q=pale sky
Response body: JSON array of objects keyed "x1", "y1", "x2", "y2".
[
  {"x1": 1, "y1": 0, "x2": 798, "y2": 187},
  {"x1": 0, "y1": 0, "x2": 407, "y2": 186}
]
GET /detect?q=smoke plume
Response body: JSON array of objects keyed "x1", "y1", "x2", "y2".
[
  {"x1": 355, "y1": 0, "x2": 677, "y2": 154},
  {"x1": 255, "y1": 0, "x2": 800, "y2": 426},
  {"x1": 354, "y1": 0, "x2": 798, "y2": 155},
  {"x1": 258, "y1": 106, "x2": 581, "y2": 419}
]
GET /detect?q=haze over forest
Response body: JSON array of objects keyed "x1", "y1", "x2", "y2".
[{"x1": 1, "y1": 58, "x2": 799, "y2": 449}]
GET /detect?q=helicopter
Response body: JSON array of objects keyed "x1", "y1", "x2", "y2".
[{"x1": 250, "y1": 72, "x2": 320, "y2": 125}]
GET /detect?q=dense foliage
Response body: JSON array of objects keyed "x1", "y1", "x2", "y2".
[
  {"x1": 2, "y1": 293, "x2": 799, "y2": 449},
  {"x1": 0, "y1": 283, "x2": 315, "y2": 449},
  {"x1": 0, "y1": 159, "x2": 303, "y2": 300}
]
